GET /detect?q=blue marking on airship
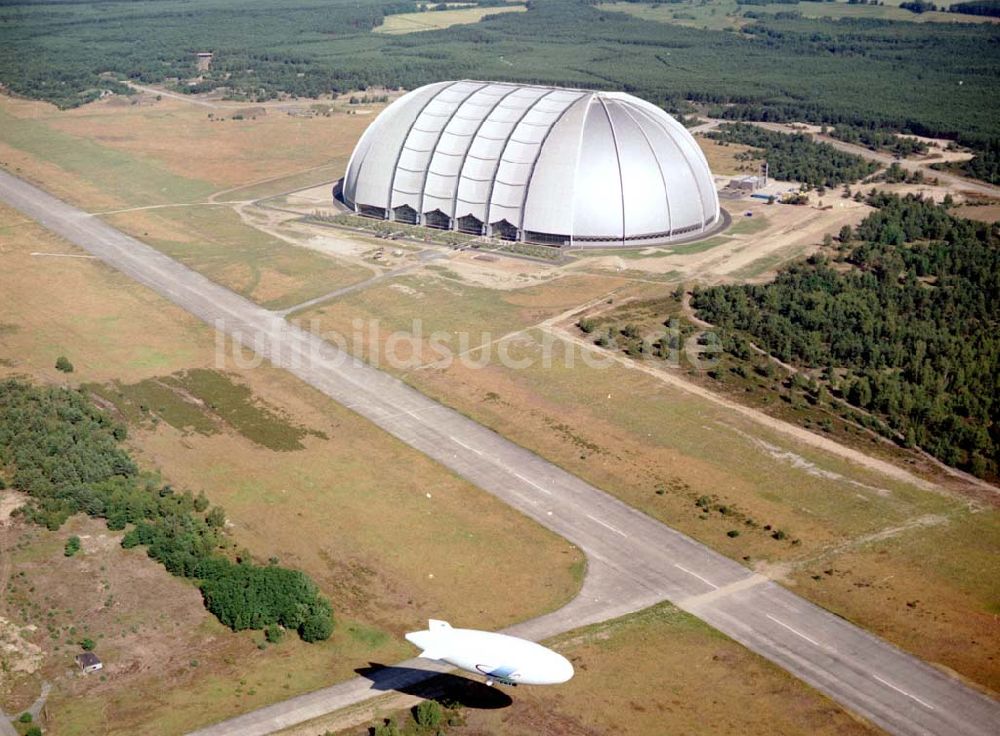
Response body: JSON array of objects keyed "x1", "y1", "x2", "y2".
[{"x1": 487, "y1": 665, "x2": 517, "y2": 678}]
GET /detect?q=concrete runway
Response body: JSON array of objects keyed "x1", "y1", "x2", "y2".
[{"x1": 1, "y1": 169, "x2": 996, "y2": 736}]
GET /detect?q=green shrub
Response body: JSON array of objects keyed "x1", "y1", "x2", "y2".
[
  {"x1": 414, "y1": 700, "x2": 443, "y2": 729},
  {"x1": 265, "y1": 624, "x2": 284, "y2": 644},
  {"x1": 199, "y1": 561, "x2": 333, "y2": 642},
  {"x1": 80, "y1": 637, "x2": 95, "y2": 651},
  {"x1": 18, "y1": 712, "x2": 32, "y2": 723},
  {"x1": 0, "y1": 378, "x2": 335, "y2": 642},
  {"x1": 55, "y1": 356, "x2": 74, "y2": 373},
  {"x1": 299, "y1": 605, "x2": 334, "y2": 643},
  {"x1": 373, "y1": 717, "x2": 401, "y2": 736},
  {"x1": 64, "y1": 535, "x2": 81, "y2": 557}
]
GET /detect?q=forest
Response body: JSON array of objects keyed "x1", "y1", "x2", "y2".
[
  {"x1": 707, "y1": 123, "x2": 879, "y2": 186},
  {"x1": 933, "y1": 139, "x2": 1000, "y2": 184},
  {"x1": 949, "y1": 0, "x2": 1000, "y2": 15},
  {"x1": 0, "y1": 379, "x2": 333, "y2": 642},
  {"x1": 692, "y1": 194, "x2": 999, "y2": 480},
  {"x1": 829, "y1": 124, "x2": 929, "y2": 157},
  {"x1": 0, "y1": 0, "x2": 997, "y2": 161}
]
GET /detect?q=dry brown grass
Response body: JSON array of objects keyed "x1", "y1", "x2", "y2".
[
  {"x1": 0, "y1": 205, "x2": 208, "y2": 384},
  {"x1": 295, "y1": 271, "x2": 624, "y2": 368},
  {"x1": 334, "y1": 603, "x2": 879, "y2": 736},
  {"x1": 2, "y1": 93, "x2": 370, "y2": 196},
  {"x1": 104, "y1": 205, "x2": 372, "y2": 309},
  {"x1": 475, "y1": 604, "x2": 880, "y2": 735},
  {"x1": 696, "y1": 136, "x2": 759, "y2": 177},
  {"x1": 953, "y1": 203, "x2": 1000, "y2": 223}
]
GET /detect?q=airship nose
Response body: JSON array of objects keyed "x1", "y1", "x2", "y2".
[{"x1": 551, "y1": 653, "x2": 574, "y2": 683}]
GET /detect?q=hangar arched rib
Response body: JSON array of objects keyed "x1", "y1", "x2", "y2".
[
  {"x1": 482, "y1": 88, "x2": 558, "y2": 234},
  {"x1": 414, "y1": 82, "x2": 489, "y2": 222},
  {"x1": 448, "y1": 85, "x2": 524, "y2": 223},
  {"x1": 517, "y1": 94, "x2": 588, "y2": 237},
  {"x1": 597, "y1": 95, "x2": 627, "y2": 243},
  {"x1": 616, "y1": 101, "x2": 673, "y2": 237},
  {"x1": 385, "y1": 81, "x2": 459, "y2": 216}
]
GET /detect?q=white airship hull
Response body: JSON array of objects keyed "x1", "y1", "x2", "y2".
[{"x1": 405, "y1": 620, "x2": 574, "y2": 686}]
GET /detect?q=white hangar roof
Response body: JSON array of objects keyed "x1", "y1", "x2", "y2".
[{"x1": 343, "y1": 80, "x2": 720, "y2": 246}]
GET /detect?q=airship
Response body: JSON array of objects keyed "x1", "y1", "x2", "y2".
[{"x1": 405, "y1": 620, "x2": 574, "y2": 687}]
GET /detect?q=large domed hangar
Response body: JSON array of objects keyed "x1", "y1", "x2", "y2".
[{"x1": 342, "y1": 81, "x2": 721, "y2": 248}]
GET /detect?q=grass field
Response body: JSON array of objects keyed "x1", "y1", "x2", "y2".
[
  {"x1": 729, "y1": 242, "x2": 811, "y2": 279},
  {"x1": 0, "y1": 93, "x2": 369, "y2": 209},
  {"x1": 0, "y1": 205, "x2": 582, "y2": 734},
  {"x1": 0, "y1": 104, "x2": 213, "y2": 210},
  {"x1": 105, "y1": 205, "x2": 372, "y2": 310},
  {"x1": 86, "y1": 369, "x2": 329, "y2": 451},
  {"x1": 599, "y1": 0, "x2": 998, "y2": 28},
  {"x1": 753, "y1": 0, "x2": 1000, "y2": 23},
  {"x1": 666, "y1": 234, "x2": 734, "y2": 255},
  {"x1": 727, "y1": 214, "x2": 771, "y2": 236},
  {"x1": 0, "y1": 92, "x2": 377, "y2": 310},
  {"x1": 374, "y1": 5, "x2": 526, "y2": 34},
  {"x1": 597, "y1": 0, "x2": 745, "y2": 31},
  {"x1": 295, "y1": 272, "x2": 625, "y2": 368},
  {"x1": 347, "y1": 603, "x2": 880, "y2": 735},
  {"x1": 696, "y1": 136, "x2": 759, "y2": 177},
  {"x1": 338, "y1": 604, "x2": 881, "y2": 736}
]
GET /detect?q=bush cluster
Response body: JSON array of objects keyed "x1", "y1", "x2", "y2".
[
  {"x1": 0, "y1": 379, "x2": 334, "y2": 641},
  {"x1": 707, "y1": 123, "x2": 878, "y2": 187}
]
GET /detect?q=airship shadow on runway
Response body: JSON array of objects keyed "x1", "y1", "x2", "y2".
[{"x1": 355, "y1": 663, "x2": 513, "y2": 709}]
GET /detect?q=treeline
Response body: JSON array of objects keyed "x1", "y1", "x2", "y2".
[
  {"x1": 933, "y1": 139, "x2": 1000, "y2": 185},
  {"x1": 830, "y1": 125, "x2": 929, "y2": 157},
  {"x1": 1, "y1": 1, "x2": 998, "y2": 181},
  {"x1": 692, "y1": 194, "x2": 999, "y2": 480},
  {"x1": 949, "y1": 0, "x2": 1000, "y2": 16},
  {"x1": 0, "y1": 379, "x2": 333, "y2": 641},
  {"x1": 707, "y1": 123, "x2": 879, "y2": 187},
  {"x1": 876, "y1": 161, "x2": 930, "y2": 184},
  {"x1": 900, "y1": 0, "x2": 937, "y2": 12}
]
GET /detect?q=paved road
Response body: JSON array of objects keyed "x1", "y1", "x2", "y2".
[
  {"x1": 125, "y1": 82, "x2": 221, "y2": 109},
  {"x1": 1, "y1": 169, "x2": 997, "y2": 736}
]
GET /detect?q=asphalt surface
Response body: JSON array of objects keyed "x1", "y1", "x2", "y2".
[{"x1": 1, "y1": 169, "x2": 997, "y2": 736}]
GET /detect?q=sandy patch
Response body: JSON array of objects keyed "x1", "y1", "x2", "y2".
[
  {"x1": 0, "y1": 492, "x2": 27, "y2": 524},
  {"x1": 723, "y1": 423, "x2": 891, "y2": 496},
  {"x1": 954, "y1": 204, "x2": 1000, "y2": 223},
  {"x1": 285, "y1": 183, "x2": 338, "y2": 206},
  {"x1": 388, "y1": 282, "x2": 423, "y2": 297},
  {"x1": 0, "y1": 617, "x2": 43, "y2": 675},
  {"x1": 303, "y1": 232, "x2": 377, "y2": 258},
  {"x1": 443, "y1": 253, "x2": 554, "y2": 289}
]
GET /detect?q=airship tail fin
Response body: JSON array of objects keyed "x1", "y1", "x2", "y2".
[{"x1": 405, "y1": 620, "x2": 452, "y2": 660}]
